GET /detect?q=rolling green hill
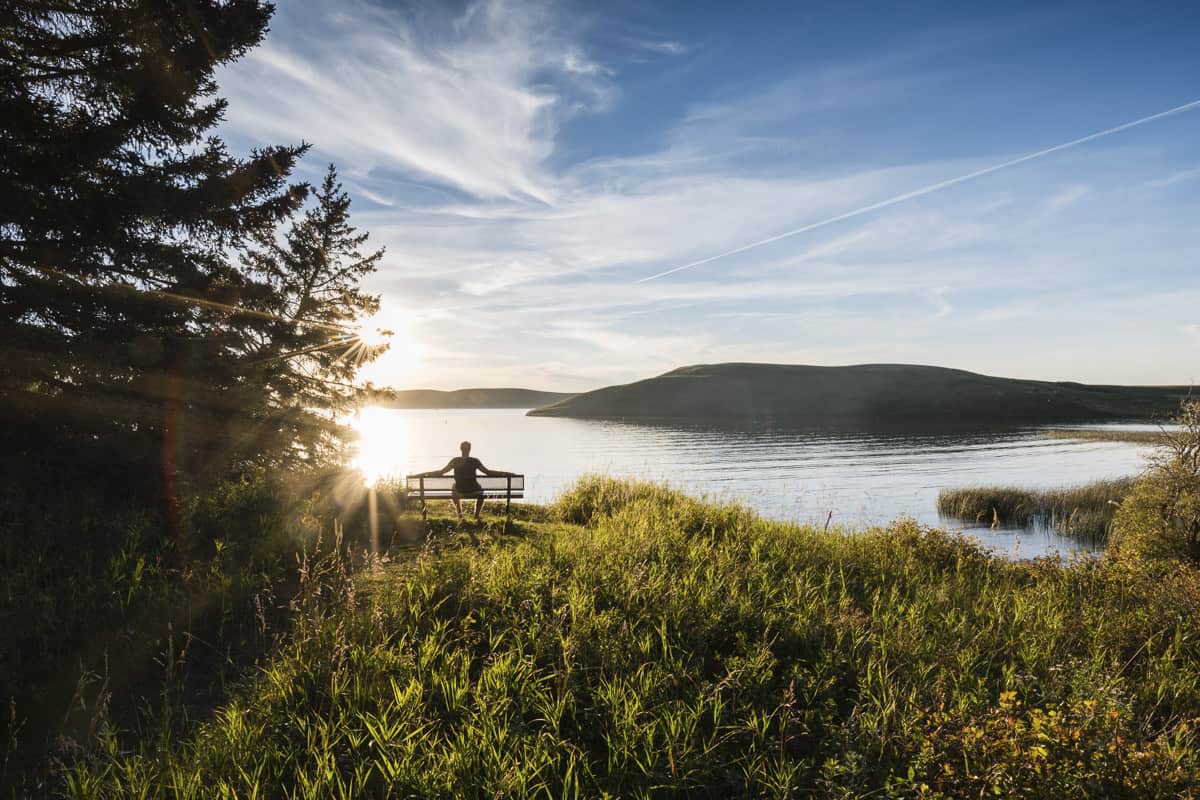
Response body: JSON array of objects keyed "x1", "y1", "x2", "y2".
[
  {"x1": 527, "y1": 363, "x2": 1190, "y2": 423},
  {"x1": 380, "y1": 388, "x2": 574, "y2": 409}
]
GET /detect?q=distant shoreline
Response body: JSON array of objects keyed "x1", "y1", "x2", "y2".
[
  {"x1": 528, "y1": 363, "x2": 1190, "y2": 424},
  {"x1": 377, "y1": 387, "x2": 575, "y2": 410}
]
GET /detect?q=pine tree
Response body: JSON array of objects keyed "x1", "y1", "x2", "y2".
[
  {"x1": 0, "y1": 1, "x2": 311, "y2": 486},
  {"x1": 242, "y1": 164, "x2": 386, "y2": 467}
]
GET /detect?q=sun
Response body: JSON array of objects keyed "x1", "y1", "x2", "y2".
[
  {"x1": 351, "y1": 406, "x2": 404, "y2": 486},
  {"x1": 354, "y1": 321, "x2": 392, "y2": 348},
  {"x1": 354, "y1": 305, "x2": 425, "y2": 386}
]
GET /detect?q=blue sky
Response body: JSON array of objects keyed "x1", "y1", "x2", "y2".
[{"x1": 217, "y1": 0, "x2": 1200, "y2": 391}]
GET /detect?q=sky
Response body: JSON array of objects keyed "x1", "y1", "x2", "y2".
[{"x1": 216, "y1": 0, "x2": 1200, "y2": 392}]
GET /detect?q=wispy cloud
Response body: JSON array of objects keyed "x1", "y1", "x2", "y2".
[
  {"x1": 1147, "y1": 166, "x2": 1200, "y2": 188},
  {"x1": 639, "y1": 99, "x2": 1200, "y2": 282},
  {"x1": 975, "y1": 302, "x2": 1037, "y2": 324},
  {"x1": 219, "y1": 0, "x2": 612, "y2": 203},
  {"x1": 639, "y1": 39, "x2": 687, "y2": 55},
  {"x1": 928, "y1": 288, "x2": 953, "y2": 318},
  {"x1": 219, "y1": 0, "x2": 1200, "y2": 390},
  {"x1": 1042, "y1": 184, "x2": 1091, "y2": 215}
]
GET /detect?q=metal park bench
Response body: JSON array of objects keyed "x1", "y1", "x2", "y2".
[{"x1": 404, "y1": 474, "x2": 525, "y2": 525}]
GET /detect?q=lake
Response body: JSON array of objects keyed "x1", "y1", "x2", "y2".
[{"x1": 353, "y1": 408, "x2": 1159, "y2": 559}]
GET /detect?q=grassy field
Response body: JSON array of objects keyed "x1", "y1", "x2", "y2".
[
  {"x1": 937, "y1": 478, "x2": 1137, "y2": 543},
  {"x1": 60, "y1": 477, "x2": 1200, "y2": 798}
]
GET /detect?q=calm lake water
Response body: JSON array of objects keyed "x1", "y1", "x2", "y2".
[{"x1": 353, "y1": 408, "x2": 1160, "y2": 559}]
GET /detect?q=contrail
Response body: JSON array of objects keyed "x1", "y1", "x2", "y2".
[{"x1": 637, "y1": 98, "x2": 1200, "y2": 283}]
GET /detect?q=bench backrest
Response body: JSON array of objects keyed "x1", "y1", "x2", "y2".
[{"x1": 404, "y1": 475, "x2": 525, "y2": 495}]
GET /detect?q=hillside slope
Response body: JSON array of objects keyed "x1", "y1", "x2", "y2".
[
  {"x1": 381, "y1": 388, "x2": 574, "y2": 409},
  {"x1": 528, "y1": 363, "x2": 1189, "y2": 423},
  {"x1": 67, "y1": 479, "x2": 1200, "y2": 798}
]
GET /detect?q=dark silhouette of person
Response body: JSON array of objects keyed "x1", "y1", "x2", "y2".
[{"x1": 415, "y1": 441, "x2": 515, "y2": 522}]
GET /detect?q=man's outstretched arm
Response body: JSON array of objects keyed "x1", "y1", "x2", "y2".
[
  {"x1": 414, "y1": 460, "x2": 455, "y2": 478},
  {"x1": 478, "y1": 462, "x2": 516, "y2": 478}
]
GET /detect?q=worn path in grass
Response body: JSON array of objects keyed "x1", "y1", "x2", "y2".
[{"x1": 67, "y1": 478, "x2": 1200, "y2": 799}]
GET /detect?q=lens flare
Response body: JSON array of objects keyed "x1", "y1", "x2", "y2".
[
  {"x1": 351, "y1": 406, "x2": 404, "y2": 485},
  {"x1": 354, "y1": 323, "x2": 392, "y2": 348},
  {"x1": 355, "y1": 306, "x2": 425, "y2": 386}
]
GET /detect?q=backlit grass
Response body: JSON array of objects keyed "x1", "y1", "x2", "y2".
[{"x1": 63, "y1": 476, "x2": 1200, "y2": 798}]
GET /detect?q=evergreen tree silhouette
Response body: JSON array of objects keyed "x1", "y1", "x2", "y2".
[
  {"x1": 0, "y1": 1, "x2": 336, "y2": 486},
  {"x1": 243, "y1": 163, "x2": 386, "y2": 467}
]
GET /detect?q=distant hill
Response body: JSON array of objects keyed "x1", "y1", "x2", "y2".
[
  {"x1": 380, "y1": 388, "x2": 575, "y2": 409},
  {"x1": 527, "y1": 363, "x2": 1191, "y2": 424}
]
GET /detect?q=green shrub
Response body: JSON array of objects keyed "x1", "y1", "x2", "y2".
[
  {"x1": 184, "y1": 468, "x2": 312, "y2": 559},
  {"x1": 1110, "y1": 401, "x2": 1200, "y2": 565}
]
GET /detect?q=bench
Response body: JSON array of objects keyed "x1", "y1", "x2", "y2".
[{"x1": 404, "y1": 474, "x2": 525, "y2": 524}]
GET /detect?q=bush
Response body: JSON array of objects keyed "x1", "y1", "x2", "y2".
[
  {"x1": 184, "y1": 468, "x2": 313, "y2": 559},
  {"x1": 1110, "y1": 401, "x2": 1200, "y2": 565}
]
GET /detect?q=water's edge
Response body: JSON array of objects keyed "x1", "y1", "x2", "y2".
[{"x1": 354, "y1": 408, "x2": 1155, "y2": 559}]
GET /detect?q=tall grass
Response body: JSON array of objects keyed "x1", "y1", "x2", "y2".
[
  {"x1": 62, "y1": 477, "x2": 1200, "y2": 798},
  {"x1": 937, "y1": 477, "x2": 1136, "y2": 543},
  {"x1": 0, "y1": 465, "x2": 413, "y2": 796}
]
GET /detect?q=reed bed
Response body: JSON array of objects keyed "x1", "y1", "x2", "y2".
[
  {"x1": 62, "y1": 476, "x2": 1200, "y2": 798},
  {"x1": 1046, "y1": 429, "x2": 1164, "y2": 444},
  {"x1": 937, "y1": 477, "x2": 1137, "y2": 543}
]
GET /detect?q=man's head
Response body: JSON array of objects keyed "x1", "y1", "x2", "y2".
[{"x1": 460, "y1": 441, "x2": 471, "y2": 456}]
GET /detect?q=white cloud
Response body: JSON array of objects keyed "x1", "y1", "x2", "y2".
[
  {"x1": 218, "y1": 1, "x2": 1200, "y2": 390},
  {"x1": 219, "y1": 0, "x2": 612, "y2": 203}
]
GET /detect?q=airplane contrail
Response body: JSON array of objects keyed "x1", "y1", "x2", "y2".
[{"x1": 637, "y1": 98, "x2": 1200, "y2": 283}]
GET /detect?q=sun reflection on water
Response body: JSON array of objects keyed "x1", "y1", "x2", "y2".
[{"x1": 351, "y1": 406, "x2": 405, "y2": 485}]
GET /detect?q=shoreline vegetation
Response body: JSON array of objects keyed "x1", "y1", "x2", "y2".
[
  {"x1": 529, "y1": 363, "x2": 1190, "y2": 424},
  {"x1": 47, "y1": 475, "x2": 1200, "y2": 797},
  {"x1": 937, "y1": 478, "x2": 1138, "y2": 543},
  {"x1": 1045, "y1": 428, "x2": 1165, "y2": 444}
]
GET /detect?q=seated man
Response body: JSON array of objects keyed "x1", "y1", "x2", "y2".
[{"x1": 414, "y1": 441, "x2": 516, "y2": 522}]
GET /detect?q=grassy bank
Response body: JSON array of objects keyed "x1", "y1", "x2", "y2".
[
  {"x1": 61, "y1": 477, "x2": 1200, "y2": 798},
  {"x1": 937, "y1": 478, "x2": 1137, "y2": 543}
]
